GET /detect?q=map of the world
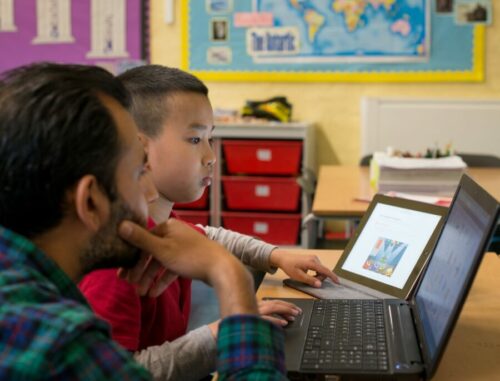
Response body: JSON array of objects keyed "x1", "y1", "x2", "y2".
[{"x1": 252, "y1": 0, "x2": 429, "y2": 62}]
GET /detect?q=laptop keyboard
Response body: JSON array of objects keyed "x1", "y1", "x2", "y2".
[{"x1": 301, "y1": 299, "x2": 388, "y2": 372}]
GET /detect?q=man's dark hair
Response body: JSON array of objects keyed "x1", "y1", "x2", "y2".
[
  {"x1": 0, "y1": 63, "x2": 131, "y2": 238},
  {"x1": 118, "y1": 65, "x2": 208, "y2": 138}
]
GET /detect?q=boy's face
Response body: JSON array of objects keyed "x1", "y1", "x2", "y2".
[{"x1": 146, "y1": 92, "x2": 215, "y2": 204}]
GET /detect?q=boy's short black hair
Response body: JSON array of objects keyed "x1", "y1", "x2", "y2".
[
  {"x1": 118, "y1": 65, "x2": 208, "y2": 138},
  {"x1": 0, "y1": 63, "x2": 130, "y2": 238}
]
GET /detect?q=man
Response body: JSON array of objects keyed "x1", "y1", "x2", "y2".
[{"x1": 0, "y1": 63, "x2": 286, "y2": 380}]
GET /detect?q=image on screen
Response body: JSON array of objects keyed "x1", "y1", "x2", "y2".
[
  {"x1": 341, "y1": 203, "x2": 442, "y2": 289},
  {"x1": 363, "y1": 237, "x2": 408, "y2": 277}
]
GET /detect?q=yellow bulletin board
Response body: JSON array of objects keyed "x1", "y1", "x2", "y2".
[{"x1": 181, "y1": 0, "x2": 484, "y2": 83}]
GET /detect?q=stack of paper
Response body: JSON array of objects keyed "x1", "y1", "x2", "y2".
[{"x1": 370, "y1": 153, "x2": 467, "y2": 196}]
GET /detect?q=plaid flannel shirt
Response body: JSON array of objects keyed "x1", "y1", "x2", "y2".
[
  {"x1": 0, "y1": 226, "x2": 151, "y2": 381},
  {"x1": 0, "y1": 226, "x2": 287, "y2": 380},
  {"x1": 217, "y1": 315, "x2": 287, "y2": 380}
]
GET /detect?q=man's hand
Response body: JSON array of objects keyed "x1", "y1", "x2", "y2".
[
  {"x1": 270, "y1": 248, "x2": 339, "y2": 288},
  {"x1": 118, "y1": 218, "x2": 258, "y2": 316},
  {"x1": 118, "y1": 264, "x2": 178, "y2": 298}
]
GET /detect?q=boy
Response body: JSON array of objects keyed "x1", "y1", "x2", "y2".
[
  {"x1": 80, "y1": 65, "x2": 337, "y2": 380},
  {"x1": 0, "y1": 63, "x2": 285, "y2": 380}
]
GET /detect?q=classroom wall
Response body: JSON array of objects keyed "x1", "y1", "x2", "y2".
[{"x1": 150, "y1": 1, "x2": 500, "y2": 165}]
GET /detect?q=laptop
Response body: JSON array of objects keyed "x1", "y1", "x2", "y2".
[
  {"x1": 278, "y1": 174, "x2": 499, "y2": 379},
  {"x1": 285, "y1": 194, "x2": 447, "y2": 300}
]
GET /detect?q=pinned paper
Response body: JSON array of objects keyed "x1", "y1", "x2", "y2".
[
  {"x1": 87, "y1": 0, "x2": 128, "y2": 58},
  {"x1": 247, "y1": 27, "x2": 300, "y2": 56},
  {"x1": 0, "y1": 0, "x2": 17, "y2": 32},
  {"x1": 32, "y1": 0, "x2": 74, "y2": 44},
  {"x1": 234, "y1": 12, "x2": 273, "y2": 28}
]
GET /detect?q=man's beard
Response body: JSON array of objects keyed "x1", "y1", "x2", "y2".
[{"x1": 80, "y1": 198, "x2": 147, "y2": 275}]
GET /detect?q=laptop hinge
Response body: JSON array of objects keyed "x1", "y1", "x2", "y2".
[{"x1": 386, "y1": 301, "x2": 424, "y2": 373}]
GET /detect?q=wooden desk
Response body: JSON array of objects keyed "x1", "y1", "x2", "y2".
[
  {"x1": 257, "y1": 250, "x2": 500, "y2": 381},
  {"x1": 312, "y1": 166, "x2": 500, "y2": 218}
]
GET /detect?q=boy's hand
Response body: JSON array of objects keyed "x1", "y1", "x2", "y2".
[
  {"x1": 206, "y1": 299, "x2": 303, "y2": 338},
  {"x1": 258, "y1": 299, "x2": 302, "y2": 327},
  {"x1": 270, "y1": 248, "x2": 339, "y2": 288}
]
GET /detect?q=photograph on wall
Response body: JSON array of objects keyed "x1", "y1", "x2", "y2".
[
  {"x1": 455, "y1": 0, "x2": 492, "y2": 25},
  {"x1": 436, "y1": 0, "x2": 454, "y2": 13},
  {"x1": 206, "y1": 0, "x2": 233, "y2": 14},
  {"x1": 210, "y1": 18, "x2": 229, "y2": 41}
]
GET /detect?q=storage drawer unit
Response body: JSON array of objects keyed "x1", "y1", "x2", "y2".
[
  {"x1": 222, "y1": 139, "x2": 302, "y2": 175},
  {"x1": 222, "y1": 212, "x2": 301, "y2": 246},
  {"x1": 222, "y1": 176, "x2": 301, "y2": 211},
  {"x1": 212, "y1": 122, "x2": 315, "y2": 248}
]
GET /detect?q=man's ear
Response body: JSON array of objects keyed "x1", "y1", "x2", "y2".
[{"x1": 72, "y1": 175, "x2": 110, "y2": 232}]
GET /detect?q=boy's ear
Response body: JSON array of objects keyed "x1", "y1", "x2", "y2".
[
  {"x1": 71, "y1": 175, "x2": 110, "y2": 232},
  {"x1": 137, "y1": 132, "x2": 149, "y2": 153},
  {"x1": 137, "y1": 132, "x2": 152, "y2": 170}
]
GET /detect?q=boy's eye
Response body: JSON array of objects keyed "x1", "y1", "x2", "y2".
[
  {"x1": 189, "y1": 137, "x2": 201, "y2": 144},
  {"x1": 208, "y1": 138, "x2": 214, "y2": 146}
]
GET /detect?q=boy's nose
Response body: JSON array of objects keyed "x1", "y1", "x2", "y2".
[{"x1": 204, "y1": 146, "x2": 217, "y2": 167}]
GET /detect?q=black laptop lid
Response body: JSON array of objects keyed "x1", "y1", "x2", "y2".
[{"x1": 413, "y1": 175, "x2": 499, "y2": 378}]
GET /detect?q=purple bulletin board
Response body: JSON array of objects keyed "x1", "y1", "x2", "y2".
[{"x1": 0, "y1": 0, "x2": 148, "y2": 74}]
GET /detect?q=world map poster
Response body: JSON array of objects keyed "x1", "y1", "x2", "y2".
[
  {"x1": 182, "y1": 0, "x2": 484, "y2": 82},
  {"x1": 250, "y1": 0, "x2": 428, "y2": 63}
]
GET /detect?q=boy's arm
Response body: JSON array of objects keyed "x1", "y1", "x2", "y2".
[
  {"x1": 200, "y1": 225, "x2": 278, "y2": 273},
  {"x1": 133, "y1": 325, "x2": 216, "y2": 381},
  {"x1": 200, "y1": 226, "x2": 339, "y2": 287}
]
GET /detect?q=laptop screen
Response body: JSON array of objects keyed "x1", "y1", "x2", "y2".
[
  {"x1": 415, "y1": 184, "x2": 492, "y2": 360},
  {"x1": 341, "y1": 203, "x2": 442, "y2": 289}
]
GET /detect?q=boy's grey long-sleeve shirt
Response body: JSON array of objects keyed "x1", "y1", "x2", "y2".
[{"x1": 133, "y1": 225, "x2": 278, "y2": 381}]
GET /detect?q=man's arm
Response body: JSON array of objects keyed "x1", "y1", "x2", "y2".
[
  {"x1": 118, "y1": 218, "x2": 257, "y2": 316},
  {"x1": 217, "y1": 315, "x2": 287, "y2": 381},
  {"x1": 118, "y1": 219, "x2": 287, "y2": 380}
]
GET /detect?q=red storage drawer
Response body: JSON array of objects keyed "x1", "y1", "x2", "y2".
[
  {"x1": 222, "y1": 176, "x2": 301, "y2": 211},
  {"x1": 222, "y1": 212, "x2": 301, "y2": 245},
  {"x1": 222, "y1": 140, "x2": 302, "y2": 175},
  {"x1": 174, "y1": 188, "x2": 209, "y2": 210},
  {"x1": 173, "y1": 210, "x2": 210, "y2": 226}
]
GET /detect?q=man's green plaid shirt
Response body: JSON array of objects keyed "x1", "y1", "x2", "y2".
[{"x1": 0, "y1": 226, "x2": 286, "y2": 380}]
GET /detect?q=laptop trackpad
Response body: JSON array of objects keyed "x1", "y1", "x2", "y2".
[{"x1": 284, "y1": 278, "x2": 376, "y2": 300}]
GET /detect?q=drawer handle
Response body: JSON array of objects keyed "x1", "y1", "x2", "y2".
[
  {"x1": 253, "y1": 222, "x2": 269, "y2": 234},
  {"x1": 256, "y1": 148, "x2": 272, "y2": 161},
  {"x1": 255, "y1": 185, "x2": 270, "y2": 197}
]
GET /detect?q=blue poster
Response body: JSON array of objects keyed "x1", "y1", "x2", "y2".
[{"x1": 182, "y1": 0, "x2": 484, "y2": 82}]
